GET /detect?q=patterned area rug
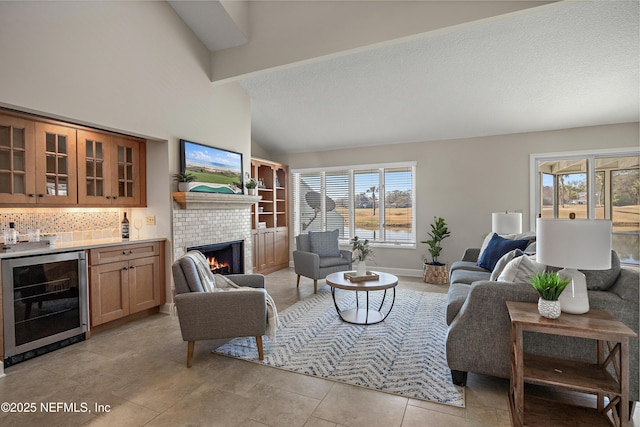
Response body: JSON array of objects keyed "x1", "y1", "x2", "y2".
[{"x1": 214, "y1": 288, "x2": 465, "y2": 407}]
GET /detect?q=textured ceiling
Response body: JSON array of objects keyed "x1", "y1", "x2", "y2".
[{"x1": 237, "y1": 1, "x2": 639, "y2": 154}]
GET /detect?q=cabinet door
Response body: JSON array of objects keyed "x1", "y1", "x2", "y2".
[
  {"x1": 112, "y1": 136, "x2": 146, "y2": 206},
  {"x1": 129, "y1": 256, "x2": 161, "y2": 313},
  {"x1": 257, "y1": 229, "x2": 275, "y2": 271},
  {"x1": 35, "y1": 122, "x2": 77, "y2": 204},
  {"x1": 90, "y1": 261, "x2": 130, "y2": 326},
  {"x1": 77, "y1": 130, "x2": 112, "y2": 205},
  {"x1": 275, "y1": 227, "x2": 289, "y2": 266},
  {"x1": 263, "y1": 229, "x2": 276, "y2": 269},
  {"x1": 0, "y1": 115, "x2": 36, "y2": 204},
  {"x1": 251, "y1": 230, "x2": 260, "y2": 272}
]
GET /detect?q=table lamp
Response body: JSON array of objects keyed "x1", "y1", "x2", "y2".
[
  {"x1": 492, "y1": 212, "x2": 522, "y2": 234},
  {"x1": 536, "y1": 218, "x2": 612, "y2": 314}
]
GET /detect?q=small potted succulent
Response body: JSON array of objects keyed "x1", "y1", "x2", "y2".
[
  {"x1": 245, "y1": 177, "x2": 258, "y2": 195},
  {"x1": 531, "y1": 272, "x2": 570, "y2": 319},
  {"x1": 173, "y1": 171, "x2": 197, "y2": 192},
  {"x1": 350, "y1": 236, "x2": 373, "y2": 276},
  {"x1": 421, "y1": 216, "x2": 451, "y2": 284}
]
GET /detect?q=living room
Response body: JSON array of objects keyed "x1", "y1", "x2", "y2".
[{"x1": 0, "y1": 1, "x2": 638, "y2": 426}]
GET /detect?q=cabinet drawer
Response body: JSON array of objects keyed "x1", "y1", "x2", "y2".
[{"x1": 90, "y1": 242, "x2": 160, "y2": 265}]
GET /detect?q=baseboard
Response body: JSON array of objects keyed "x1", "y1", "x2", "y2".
[
  {"x1": 370, "y1": 266, "x2": 423, "y2": 278},
  {"x1": 287, "y1": 261, "x2": 423, "y2": 278}
]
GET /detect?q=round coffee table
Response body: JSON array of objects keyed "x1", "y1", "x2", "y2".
[{"x1": 325, "y1": 271, "x2": 398, "y2": 325}]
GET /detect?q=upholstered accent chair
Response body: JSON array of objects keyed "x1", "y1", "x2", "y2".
[
  {"x1": 172, "y1": 256, "x2": 267, "y2": 367},
  {"x1": 293, "y1": 230, "x2": 352, "y2": 293}
]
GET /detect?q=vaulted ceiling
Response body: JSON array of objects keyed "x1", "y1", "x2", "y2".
[{"x1": 172, "y1": 1, "x2": 640, "y2": 155}]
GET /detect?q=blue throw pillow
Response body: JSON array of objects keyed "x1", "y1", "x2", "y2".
[
  {"x1": 309, "y1": 229, "x2": 341, "y2": 257},
  {"x1": 478, "y1": 233, "x2": 529, "y2": 271}
]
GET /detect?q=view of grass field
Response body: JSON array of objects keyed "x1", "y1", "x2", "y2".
[
  {"x1": 187, "y1": 168, "x2": 242, "y2": 186},
  {"x1": 541, "y1": 205, "x2": 640, "y2": 232},
  {"x1": 335, "y1": 207, "x2": 412, "y2": 230}
]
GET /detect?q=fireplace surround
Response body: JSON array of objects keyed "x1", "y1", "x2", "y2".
[{"x1": 172, "y1": 193, "x2": 259, "y2": 276}]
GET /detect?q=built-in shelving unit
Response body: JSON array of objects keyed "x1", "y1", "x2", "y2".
[{"x1": 250, "y1": 158, "x2": 289, "y2": 274}]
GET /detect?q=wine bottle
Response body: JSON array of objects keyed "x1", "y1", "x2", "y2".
[
  {"x1": 121, "y1": 213, "x2": 130, "y2": 239},
  {"x1": 8, "y1": 222, "x2": 18, "y2": 244}
]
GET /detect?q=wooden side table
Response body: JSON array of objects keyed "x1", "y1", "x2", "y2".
[{"x1": 506, "y1": 301, "x2": 637, "y2": 427}]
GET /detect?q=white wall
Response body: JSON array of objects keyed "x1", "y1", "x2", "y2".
[
  {"x1": 282, "y1": 123, "x2": 639, "y2": 275},
  {"x1": 211, "y1": 0, "x2": 551, "y2": 82},
  {"x1": 0, "y1": 1, "x2": 251, "y2": 297}
]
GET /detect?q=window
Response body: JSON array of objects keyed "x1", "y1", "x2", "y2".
[
  {"x1": 292, "y1": 162, "x2": 416, "y2": 246},
  {"x1": 531, "y1": 149, "x2": 640, "y2": 265}
]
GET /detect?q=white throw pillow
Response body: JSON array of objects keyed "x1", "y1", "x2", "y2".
[
  {"x1": 497, "y1": 254, "x2": 545, "y2": 284},
  {"x1": 490, "y1": 249, "x2": 524, "y2": 281}
]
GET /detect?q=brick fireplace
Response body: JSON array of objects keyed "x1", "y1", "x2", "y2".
[{"x1": 171, "y1": 193, "x2": 260, "y2": 274}]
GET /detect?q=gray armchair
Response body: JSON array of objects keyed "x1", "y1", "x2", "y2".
[
  {"x1": 293, "y1": 230, "x2": 352, "y2": 293},
  {"x1": 172, "y1": 256, "x2": 267, "y2": 367}
]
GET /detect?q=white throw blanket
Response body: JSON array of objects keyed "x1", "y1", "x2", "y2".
[{"x1": 183, "y1": 251, "x2": 279, "y2": 340}]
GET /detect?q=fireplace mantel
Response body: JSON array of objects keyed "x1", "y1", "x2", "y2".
[{"x1": 172, "y1": 192, "x2": 260, "y2": 210}]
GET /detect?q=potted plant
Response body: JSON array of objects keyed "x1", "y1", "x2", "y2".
[
  {"x1": 421, "y1": 216, "x2": 451, "y2": 284},
  {"x1": 531, "y1": 272, "x2": 570, "y2": 319},
  {"x1": 350, "y1": 236, "x2": 373, "y2": 276},
  {"x1": 245, "y1": 177, "x2": 258, "y2": 195},
  {"x1": 173, "y1": 171, "x2": 197, "y2": 192}
]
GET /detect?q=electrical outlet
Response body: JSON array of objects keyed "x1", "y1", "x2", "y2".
[{"x1": 145, "y1": 215, "x2": 156, "y2": 226}]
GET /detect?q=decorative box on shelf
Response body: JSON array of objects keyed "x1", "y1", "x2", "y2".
[{"x1": 344, "y1": 271, "x2": 379, "y2": 282}]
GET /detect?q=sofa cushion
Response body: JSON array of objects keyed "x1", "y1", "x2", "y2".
[
  {"x1": 309, "y1": 229, "x2": 340, "y2": 257},
  {"x1": 318, "y1": 256, "x2": 350, "y2": 268},
  {"x1": 490, "y1": 249, "x2": 524, "y2": 281},
  {"x1": 497, "y1": 254, "x2": 545, "y2": 284},
  {"x1": 582, "y1": 250, "x2": 621, "y2": 291},
  {"x1": 478, "y1": 233, "x2": 529, "y2": 271},
  {"x1": 450, "y1": 268, "x2": 491, "y2": 285},
  {"x1": 450, "y1": 260, "x2": 488, "y2": 274},
  {"x1": 446, "y1": 283, "x2": 471, "y2": 325}
]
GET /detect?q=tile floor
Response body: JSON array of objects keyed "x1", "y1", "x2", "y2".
[{"x1": 0, "y1": 268, "x2": 637, "y2": 426}]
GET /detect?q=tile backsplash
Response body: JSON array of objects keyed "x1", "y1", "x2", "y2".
[{"x1": 0, "y1": 209, "x2": 122, "y2": 243}]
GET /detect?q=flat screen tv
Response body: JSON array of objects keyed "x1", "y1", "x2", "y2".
[{"x1": 179, "y1": 139, "x2": 244, "y2": 194}]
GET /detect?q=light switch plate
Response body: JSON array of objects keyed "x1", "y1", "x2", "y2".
[{"x1": 145, "y1": 215, "x2": 156, "y2": 226}]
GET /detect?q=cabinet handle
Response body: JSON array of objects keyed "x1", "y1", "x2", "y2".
[
  {"x1": 38, "y1": 194, "x2": 44, "y2": 198},
  {"x1": 112, "y1": 196, "x2": 118, "y2": 200},
  {"x1": 28, "y1": 194, "x2": 35, "y2": 198},
  {"x1": 129, "y1": 266, "x2": 135, "y2": 269},
  {"x1": 106, "y1": 196, "x2": 111, "y2": 199},
  {"x1": 122, "y1": 267, "x2": 128, "y2": 270},
  {"x1": 129, "y1": 250, "x2": 133, "y2": 255},
  {"x1": 122, "y1": 250, "x2": 127, "y2": 255}
]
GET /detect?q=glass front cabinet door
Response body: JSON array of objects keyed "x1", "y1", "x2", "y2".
[{"x1": 0, "y1": 115, "x2": 36, "y2": 204}]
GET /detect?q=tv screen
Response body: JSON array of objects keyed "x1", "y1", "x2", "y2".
[{"x1": 179, "y1": 139, "x2": 244, "y2": 194}]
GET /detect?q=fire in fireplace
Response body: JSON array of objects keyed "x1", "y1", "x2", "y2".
[
  {"x1": 187, "y1": 240, "x2": 244, "y2": 275},
  {"x1": 207, "y1": 256, "x2": 230, "y2": 275}
]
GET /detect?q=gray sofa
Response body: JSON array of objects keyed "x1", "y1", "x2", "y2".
[{"x1": 446, "y1": 247, "x2": 639, "y2": 405}]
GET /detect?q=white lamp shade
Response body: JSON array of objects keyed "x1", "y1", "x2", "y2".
[
  {"x1": 536, "y1": 218, "x2": 612, "y2": 270},
  {"x1": 492, "y1": 212, "x2": 522, "y2": 234}
]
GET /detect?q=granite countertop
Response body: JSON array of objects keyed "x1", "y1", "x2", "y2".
[{"x1": 0, "y1": 237, "x2": 167, "y2": 259}]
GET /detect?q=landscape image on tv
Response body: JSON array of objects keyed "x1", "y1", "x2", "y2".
[{"x1": 181, "y1": 140, "x2": 243, "y2": 194}]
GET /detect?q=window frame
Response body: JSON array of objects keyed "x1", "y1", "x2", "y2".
[
  {"x1": 292, "y1": 161, "x2": 417, "y2": 248},
  {"x1": 530, "y1": 147, "x2": 640, "y2": 265}
]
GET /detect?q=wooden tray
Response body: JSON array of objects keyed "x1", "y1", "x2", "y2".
[{"x1": 344, "y1": 271, "x2": 379, "y2": 282}]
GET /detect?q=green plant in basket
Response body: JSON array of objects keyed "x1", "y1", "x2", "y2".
[{"x1": 531, "y1": 272, "x2": 570, "y2": 301}]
